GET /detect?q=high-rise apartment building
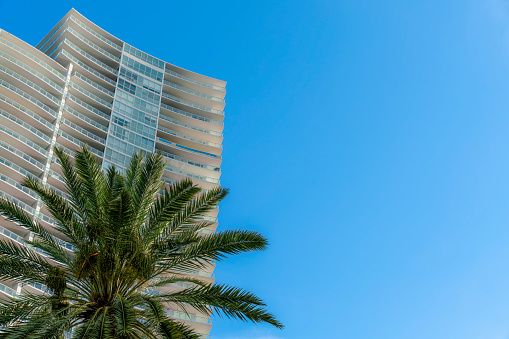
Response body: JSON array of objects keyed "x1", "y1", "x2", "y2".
[{"x1": 0, "y1": 8, "x2": 225, "y2": 338}]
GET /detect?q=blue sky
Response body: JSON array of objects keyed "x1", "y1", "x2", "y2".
[{"x1": 3, "y1": 0, "x2": 509, "y2": 338}]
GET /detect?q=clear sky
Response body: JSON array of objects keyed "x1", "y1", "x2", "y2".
[{"x1": 3, "y1": 0, "x2": 509, "y2": 338}]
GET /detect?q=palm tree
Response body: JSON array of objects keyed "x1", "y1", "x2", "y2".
[{"x1": 0, "y1": 145, "x2": 282, "y2": 338}]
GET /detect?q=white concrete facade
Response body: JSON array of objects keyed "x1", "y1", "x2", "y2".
[{"x1": 0, "y1": 8, "x2": 226, "y2": 338}]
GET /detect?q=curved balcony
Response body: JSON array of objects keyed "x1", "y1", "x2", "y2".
[
  {"x1": 156, "y1": 139, "x2": 221, "y2": 171},
  {"x1": 57, "y1": 49, "x2": 116, "y2": 88},
  {"x1": 161, "y1": 92, "x2": 223, "y2": 116},
  {"x1": 0, "y1": 49, "x2": 63, "y2": 95},
  {"x1": 25, "y1": 281, "x2": 52, "y2": 295},
  {"x1": 160, "y1": 150, "x2": 220, "y2": 173},
  {"x1": 164, "y1": 164, "x2": 219, "y2": 185},
  {"x1": 0, "y1": 124, "x2": 49, "y2": 163},
  {"x1": 0, "y1": 281, "x2": 17, "y2": 298},
  {"x1": 0, "y1": 78, "x2": 58, "y2": 121},
  {"x1": 66, "y1": 93, "x2": 110, "y2": 121},
  {"x1": 51, "y1": 39, "x2": 117, "y2": 78},
  {"x1": 165, "y1": 309, "x2": 212, "y2": 325},
  {"x1": 0, "y1": 64, "x2": 60, "y2": 109},
  {"x1": 66, "y1": 27, "x2": 120, "y2": 65},
  {"x1": 158, "y1": 112, "x2": 222, "y2": 138},
  {"x1": 0, "y1": 92, "x2": 54, "y2": 135},
  {"x1": 69, "y1": 82, "x2": 112, "y2": 110},
  {"x1": 163, "y1": 80, "x2": 224, "y2": 103},
  {"x1": 72, "y1": 72, "x2": 114, "y2": 99},
  {"x1": 68, "y1": 15, "x2": 122, "y2": 52},
  {"x1": 0, "y1": 172, "x2": 39, "y2": 204},
  {"x1": 0, "y1": 154, "x2": 39, "y2": 184},
  {"x1": 60, "y1": 118, "x2": 106, "y2": 149},
  {"x1": 63, "y1": 105, "x2": 108, "y2": 135},
  {"x1": 159, "y1": 102, "x2": 223, "y2": 128},
  {"x1": 0, "y1": 204, "x2": 69, "y2": 259},
  {"x1": 56, "y1": 130, "x2": 104, "y2": 158},
  {"x1": 0, "y1": 140, "x2": 45, "y2": 176},
  {"x1": 158, "y1": 125, "x2": 221, "y2": 150},
  {"x1": 0, "y1": 222, "x2": 55, "y2": 268},
  {"x1": 165, "y1": 68, "x2": 225, "y2": 92},
  {"x1": 0, "y1": 109, "x2": 51, "y2": 149},
  {"x1": 0, "y1": 36, "x2": 65, "y2": 82}
]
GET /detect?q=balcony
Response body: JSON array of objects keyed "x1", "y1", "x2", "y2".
[
  {"x1": 66, "y1": 93, "x2": 110, "y2": 121},
  {"x1": 51, "y1": 39, "x2": 117, "y2": 79},
  {"x1": 165, "y1": 67, "x2": 225, "y2": 92},
  {"x1": 72, "y1": 71, "x2": 114, "y2": 99},
  {"x1": 0, "y1": 123, "x2": 49, "y2": 164},
  {"x1": 163, "y1": 80, "x2": 224, "y2": 103},
  {"x1": 0, "y1": 139, "x2": 45, "y2": 176},
  {"x1": 69, "y1": 82, "x2": 112, "y2": 110},
  {"x1": 159, "y1": 102, "x2": 223, "y2": 127},
  {"x1": 165, "y1": 309, "x2": 212, "y2": 325},
  {"x1": 63, "y1": 105, "x2": 108, "y2": 135},
  {"x1": 66, "y1": 27, "x2": 120, "y2": 65},
  {"x1": 0, "y1": 64, "x2": 60, "y2": 110},
  {"x1": 0, "y1": 92, "x2": 54, "y2": 135},
  {"x1": 68, "y1": 15, "x2": 122, "y2": 51},
  {"x1": 57, "y1": 49, "x2": 116, "y2": 89},
  {"x1": 158, "y1": 112, "x2": 223, "y2": 138},
  {"x1": 0, "y1": 78, "x2": 58, "y2": 121},
  {"x1": 56, "y1": 130, "x2": 104, "y2": 158},
  {"x1": 161, "y1": 92, "x2": 224, "y2": 117},
  {"x1": 0, "y1": 49, "x2": 63, "y2": 96},
  {"x1": 158, "y1": 125, "x2": 221, "y2": 150},
  {"x1": 0, "y1": 108, "x2": 51, "y2": 144}
]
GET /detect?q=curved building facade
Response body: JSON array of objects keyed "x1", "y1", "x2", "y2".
[{"x1": 0, "y1": 8, "x2": 225, "y2": 338}]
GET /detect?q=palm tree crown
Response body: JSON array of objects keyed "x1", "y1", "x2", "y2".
[{"x1": 0, "y1": 145, "x2": 282, "y2": 338}]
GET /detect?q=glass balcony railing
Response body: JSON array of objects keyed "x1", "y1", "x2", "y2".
[
  {"x1": 0, "y1": 173, "x2": 39, "y2": 201},
  {"x1": 158, "y1": 138, "x2": 218, "y2": 159},
  {"x1": 58, "y1": 50, "x2": 116, "y2": 87},
  {"x1": 158, "y1": 113, "x2": 222, "y2": 137},
  {"x1": 160, "y1": 102, "x2": 223, "y2": 127},
  {"x1": 70, "y1": 83, "x2": 112, "y2": 109},
  {"x1": 163, "y1": 80, "x2": 224, "y2": 103},
  {"x1": 0, "y1": 36, "x2": 65, "y2": 81},
  {"x1": 0, "y1": 64, "x2": 60, "y2": 106},
  {"x1": 69, "y1": 15, "x2": 122, "y2": 51},
  {"x1": 164, "y1": 164, "x2": 219, "y2": 184},
  {"x1": 0, "y1": 202, "x2": 70, "y2": 255},
  {"x1": 57, "y1": 130, "x2": 104, "y2": 157},
  {"x1": 0, "y1": 124, "x2": 49, "y2": 158},
  {"x1": 0, "y1": 140, "x2": 45, "y2": 171},
  {"x1": 165, "y1": 68, "x2": 225, "y2": 91},
  {"x1": 73, "y1": 72, "x2": 114, "y2": 97},
  {"x1": 161, "y1": 92, "x2": 224, "y2": 116},
  {"x1": 160, "y1": 150, "x2": 220, "y2": 172},
  {"x1": 0, "y1": 154, "x2": 37, "y2": 182},
  {"x1": 158, "y1": 125, "x2": 221, "y2": 149},
  {"x1": 165, "y1": 309, "x2": 212, "y2": 325},
  {"x1": 0, "y1": 50, "x2": 63, "y2": 93},
  {"x1": 0, "y1": 109, "x2": 52, "y2": 144},
  {"x1": 0, "y1": 79, "x2": 58, "y2": 118},
  {"x1": 26, "y1": 281, "x2": 52, "y2": 294},
  {"x1": 0, "y1": 282, "x2": 17, "y2": 297},
  {"x1": 66, "y1": 27, "x2": 120, "y2": 63},
  {"x1": 59, "y1": 39, "x2": 118, "y2": 76},
  {"x1": 0, "y1": 93, "x2": 54, "y2": 131},
  {"x1": 67, "y1": 93, "x2": 110, "y2": 120},
  {"x1": 51, "y1": 235, "x2": 76, "y2": 251},
  {"x1": 64, "y1": 105, "x2": 108, "y2": 132},
  {"x1": 61, "y1": 118, "x2": 106, "y2": 144},
  {"x1": 0, "y1": 190, "x2": 56, "y2": 228}
]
